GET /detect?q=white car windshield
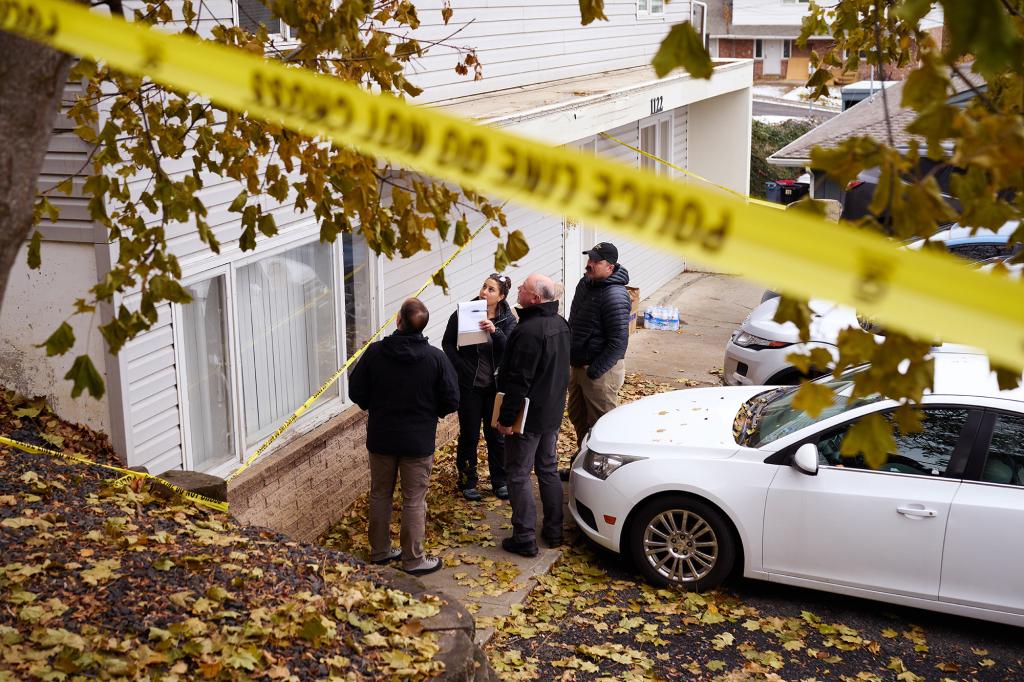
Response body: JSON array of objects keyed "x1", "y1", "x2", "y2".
[{"x1": 745, "y1": 370, "x2": 883, "y2": 447}]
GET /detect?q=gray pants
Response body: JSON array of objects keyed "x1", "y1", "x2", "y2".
[
  {"x1": 504, "y1": 430, "x2": 563, "y2": 543},
  {"x1": 367, "y1": 452, "x2": 433, "y2": 568}
]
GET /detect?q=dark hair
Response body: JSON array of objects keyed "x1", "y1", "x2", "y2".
[
  {"x1": 487, "y1": 273, "x2": 512, "y2": 298},
  {"x1": 399, "y1": 298, "x2": 429, "y2": 333}
]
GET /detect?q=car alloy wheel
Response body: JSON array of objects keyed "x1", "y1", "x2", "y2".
[
  {"x1": 628, "y1": 495, "x2": 736, "y2": 591},
  {"x1": 643, "y1": 508, "x2": 719, "y2": 583}
]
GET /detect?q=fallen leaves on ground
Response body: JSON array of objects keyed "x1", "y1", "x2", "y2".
[{"x1": 0, "y1": 393, "x2": 450, "y2": 680}]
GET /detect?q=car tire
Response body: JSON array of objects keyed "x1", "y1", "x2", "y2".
[{"x1": 627, "y1": 495, "x2": 735, "y2": 591}]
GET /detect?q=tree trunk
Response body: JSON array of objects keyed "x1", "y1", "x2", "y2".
[{"x1": 0, "y1": 33, "x2": 73, "y2": 309}]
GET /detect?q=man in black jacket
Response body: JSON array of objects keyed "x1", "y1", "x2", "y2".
[
  {"x1": 565, "y1": 242, "x2": 631, "y2": 462},
  {"x1": 349, "y1": 298, "x2": 459, "y2": 576},
  {"x1": 496, "y1": 274, "x2": 571, "y2": 556}
]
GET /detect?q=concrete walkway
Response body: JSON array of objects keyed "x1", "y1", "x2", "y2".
[
  {"x1": 420, "y1": 271, "x2": 765, "y2": 646},
  {"x1": 417, "y1": 495, "x2": 563, "y2": 645},
  {"x1": 626, "y1": 272, "x2": 765, "y2": 386}
]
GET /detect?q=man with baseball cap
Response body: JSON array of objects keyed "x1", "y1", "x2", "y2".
[{"x1": 561, "y1": 242, "x2": 631, "y2": 479}]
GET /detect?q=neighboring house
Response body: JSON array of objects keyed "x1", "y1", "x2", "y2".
[
  {"x1": 0, "y1": 0, "x2": 754, "y2": 540},
  {"x1": 706, "y1": 0, "x2": 944, "y2": 82},
  {"x1": 767, "y1": 67, "x2": 982, "y2": 209}
]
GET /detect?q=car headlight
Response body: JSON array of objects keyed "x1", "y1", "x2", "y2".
[
  {"x1": 583, "y1": 450, "x2": 647, "y2": 480},
  {"x1": 733, "y1": 331, "x2": 791, "y2": 349}
]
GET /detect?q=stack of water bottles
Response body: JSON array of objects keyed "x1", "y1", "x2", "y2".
[{"x1": 643, "y1": 305, "x2": 680, "y2": 331}]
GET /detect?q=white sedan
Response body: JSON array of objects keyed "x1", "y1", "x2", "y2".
[{"x1": 569, "y1": 350, "x2": 1024, "y2": 626}]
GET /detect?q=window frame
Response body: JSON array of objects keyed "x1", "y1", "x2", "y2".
[
  {"x1": 638, "y1": 112, "x2": 674, "y2": 177},
  {"x1": 963, "y1": 408, "x2": 1024, "y2": 486},
  {"x1": 173, "y1": 265, "x2": 240, "y2": 474},
  {"x1": 234, "y1": 0, "x2": 297, "y2": 45},
  {"x1": 172, "y1": 233, "x2": 375, "y2": 475},
  {"x1": 754, "y1": 39, "x2": 764, "y2": 59},
  {"x1": 783, "y1": 39, "x2": 792, "y2": 59},
  {"x1": 637, "y1": 0, "x2": 666, "y2": 20}
]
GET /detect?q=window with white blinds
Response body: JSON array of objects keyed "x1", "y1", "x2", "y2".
[
  {"x1": 236, "y1": 241, "x2": 339, "y2": 443},
  {"x1": 640, "y1": 114, "x2": 673, "y2": 176}
]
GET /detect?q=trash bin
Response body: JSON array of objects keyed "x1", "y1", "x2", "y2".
[
  {"x1": 781, "y1": 181, "x2": 810, "y2": 204},
  {"x1": 764, "y1": 181, "x2": 783, "y2": 203}
]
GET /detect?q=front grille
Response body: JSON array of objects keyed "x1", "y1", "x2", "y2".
[
  {"x1": 575, "y1": 498, "x2": 598, "y2": 532},
  {"x1": 737, "y1": 362, "x2": 748, "y2": 376}
]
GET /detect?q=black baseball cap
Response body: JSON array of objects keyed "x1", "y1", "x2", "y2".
[{"x1": 583, "y1": 242, "x2": 618, "y2": 264}]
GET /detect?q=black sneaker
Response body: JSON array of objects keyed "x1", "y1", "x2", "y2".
[
  {"x1": 501, "y1": 537, "x2": 538, "y2": 558},
  {"x1": 541, "y1": 532, "x2": 563, "y2": 548},
  {"x1": 494, "y1": 485, "x2": 509, "y2": 500},
  {"x1": 461, "y1": 488, "x2": 482, "y2": 501},
  {"x1": 558, "y1": 468, "x2": 570, "y2": 482}
]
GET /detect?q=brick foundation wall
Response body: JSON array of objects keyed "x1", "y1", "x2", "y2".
[{"x1": 228, "y1": 405, "x2": 459, "y2": 543}]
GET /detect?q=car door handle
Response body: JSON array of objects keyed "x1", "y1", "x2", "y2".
[{"x1": 897, "y1": 506, "x2": 937, "y2": 518}]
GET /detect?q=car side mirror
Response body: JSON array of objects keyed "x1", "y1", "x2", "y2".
[{"x1": 792, "y1": 443, "x2": 819, "y2": 476}]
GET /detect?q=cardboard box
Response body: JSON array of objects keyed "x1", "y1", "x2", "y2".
[{"x1": 626, "y1": 286, "x2": 640, "y2": 334}]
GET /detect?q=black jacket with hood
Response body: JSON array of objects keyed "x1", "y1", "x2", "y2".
[
  {"x1": 568, "y1": 264, "x2": 631, "y2": 379},
  {"x1": 441, "y1": 299, "x2": 517, "y2": 389},
  {"x1": 496, "y1": 300, "x2": 570, "y2": 434},
  {"x1": 348, "y1": 331, "x2": 460, "y2": 457}
]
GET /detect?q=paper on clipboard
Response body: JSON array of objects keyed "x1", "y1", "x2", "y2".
[{"x1": 457, "y1": 300, "x2": 488, "y2": 347}]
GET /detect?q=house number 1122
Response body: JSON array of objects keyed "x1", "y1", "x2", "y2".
[{"x1": 650, "y1": 96, "x2": 664, "y2": 114}]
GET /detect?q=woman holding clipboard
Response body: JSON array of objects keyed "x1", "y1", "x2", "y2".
[{"x1": 442, "y1": 274, "x2": 517, "y2": 501}]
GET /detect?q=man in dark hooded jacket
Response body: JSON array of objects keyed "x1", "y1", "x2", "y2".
[
  {"x1": 565, "y1": 242, "x2": 631, "y2": 462},
  {"x1": 496, "y1": 274, "x2": 570, "y2": 556},
  {"x1": 349, "y1": 298, "x2": 459, "y2": 576}
]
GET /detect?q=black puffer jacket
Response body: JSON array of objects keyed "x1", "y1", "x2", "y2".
[
  {"x1": 497, "y1": 301, "x2": 570, "y2": 434},
  {"x1": 441, "y1": 299, "x2": 517, "y2": 388},
  {"x1": 568, "y1": 264, "x2": 631, "y2": 379},
  {"x1": 348, "y1": 331, "x2": 460, "y2": 457}
]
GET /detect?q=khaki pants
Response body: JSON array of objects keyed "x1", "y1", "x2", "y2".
[
  {"x1": 367, "y1": 452, "x2": 433, "y2": 568},
  {"x1": 567, "y1": 359, "x2": 625, "y2": 447}
]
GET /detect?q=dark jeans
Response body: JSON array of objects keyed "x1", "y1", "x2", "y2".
[
  {"x1": 504, "y1": 429, "x2": 563, "y2": 543},
  {"x1": 456, "y1": 384, "x2": 507, "y2": 491}
]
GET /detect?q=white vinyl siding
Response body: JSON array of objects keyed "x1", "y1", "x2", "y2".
[
  {"x1": 123, "y1": 303, "x2": 184, "y2": 473},
  {"x1": 38, "y1": 79, "x2": 98, "y2": 243},
  {"x1": 673, "y1": 106, "x2": 689, "y2": 175},
  {"x1": 382, "y1": 202, "x2": 565, "y2": 346},
  {"x1": 408, "y1": 1, "x2": 692, "y2": 103},
  {"x1": 594, "y1": 114, "x2": 686, "y2": 297}
]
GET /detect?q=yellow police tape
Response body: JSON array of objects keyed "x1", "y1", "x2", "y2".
[
  {"x1": 597, "y1": 132, "x2": 784, "y2": 211},
  {"x1": 0, "y1": 435, "x2": 229, "y2": 512},
  {"x1": 225, "y1": 218, "x2": 493, "y2": 482},
  {"x1": 3, "y1": 0, "x2": 1024, "y2": 373}
]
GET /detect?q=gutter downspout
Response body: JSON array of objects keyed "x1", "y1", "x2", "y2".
[{"x1": 691, "y1": 1, "x2": 709, "y2": 50}]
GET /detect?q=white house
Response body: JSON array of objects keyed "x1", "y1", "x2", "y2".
[{"x1": 1, "y1": 0, "x2": 753, "y2": 539}]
